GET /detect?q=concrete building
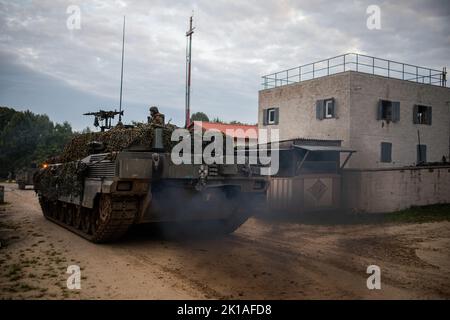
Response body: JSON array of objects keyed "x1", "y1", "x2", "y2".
[{"x1": 259, "y1": 53, "x2": 450, "y2": 169}]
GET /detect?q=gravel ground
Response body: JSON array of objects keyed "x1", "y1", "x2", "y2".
[{"x1": 1, "y1": 182, "x2": 449, "y2": 299}]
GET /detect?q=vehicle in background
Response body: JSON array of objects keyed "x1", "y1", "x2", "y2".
[{"x1": 16, "y1": 164, "x2": 39, "y2": 190}]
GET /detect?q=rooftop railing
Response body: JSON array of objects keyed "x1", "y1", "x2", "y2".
[{"x1": 261, "y1": 53, "x2": 448, "y2": 90}]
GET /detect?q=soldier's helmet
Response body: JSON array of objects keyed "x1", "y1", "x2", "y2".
[{"x1": 149, "y1": 106, "x2": 159, "y2": 114}]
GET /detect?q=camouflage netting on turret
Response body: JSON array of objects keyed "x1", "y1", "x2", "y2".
[
  {"x1": 59, "y1": 124, "x2": 233, "y2": 163},
  {"x1": 34, "y1": 124, "x2": 246, "y2": 200},
  {"x1": 60, "y1": 124, "x2": 178, "y2": 162}
]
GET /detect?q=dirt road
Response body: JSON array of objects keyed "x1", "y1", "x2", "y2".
[{"x1": 1, "y1": 182, "x2": 449, "y2": 299}]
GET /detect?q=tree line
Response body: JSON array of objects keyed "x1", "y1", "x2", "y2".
[
  {"x1": 191, "y1": 112, "x2": 253, "y2": 125},
  {"x1": 0, "y1": 108, "x2": 253, "y2": 178},
  {"x1": 0, "y1": 107, "x2": 74, "y2": 178}
]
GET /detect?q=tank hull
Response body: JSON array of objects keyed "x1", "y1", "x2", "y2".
[{"x1": 34, "y1": 151, "x2": 268, "y2": 242}]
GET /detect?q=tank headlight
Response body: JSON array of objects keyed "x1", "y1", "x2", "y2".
[{"x1": 117, "y1": 181, "x2": 133, "y2": 191}]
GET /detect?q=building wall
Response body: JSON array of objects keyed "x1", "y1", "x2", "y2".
[
  {"x1": 258, "y1": 71, "x2": 450, "y2": 169},
  {"x1": 342, "y1": 166, "x2": 450, "y2": 213},
  {"x1": 348, "y1": 72, "x2": 450, "y2": 168},
  {"x1": 258, "y1": 72, "x2": 351, "y2": 144},
  {"x1": 267, "y1": 174, "x2": 341, "y2": 214}
]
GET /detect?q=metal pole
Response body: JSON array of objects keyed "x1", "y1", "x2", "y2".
[
  {"x1": 185, "y1": 15, "x2": 195, "y2": 128},
  {"x1": 356, "y1": 54, "x2": 358, "y2": 72},
  {"x1": 443, "y1": 67, "x2": 447, "y2": 87},
  {"x1": 118, "y1": 16, "x2": 125, "y2": 123}
]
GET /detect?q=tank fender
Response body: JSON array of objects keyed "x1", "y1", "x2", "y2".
[{"x1": 82, "y1": 179, "x2": 110, "y2": 208}]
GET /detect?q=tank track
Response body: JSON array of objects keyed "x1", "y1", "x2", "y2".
[{"x1": 38, "y1": 194, "x2": 139, "y2": 243}]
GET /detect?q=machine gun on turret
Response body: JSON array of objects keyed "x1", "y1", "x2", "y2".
[{"x1": 83, "y1": 109, "x2": 124, "y2": 132}]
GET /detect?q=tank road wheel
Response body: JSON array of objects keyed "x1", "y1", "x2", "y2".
[
  {"x1": 89, "y1": 194, "x2": 138, "y2": 243},
  {"x1": 99, "y1": 194, "x2": 113, "y2": 224},
  {"x1": 93, "y1": 194, "x2": 112, "y2": 233},
  {"x1": 81, "y1": 209, "x2": 92, "y2": 235},
  {"x1": 64, "y1": 204, "x2": 74, "y2": 226},
  {"x1": 48, "y1": 201, "x2": 58, "y2": 219},
  {"x1": 55, "y1": 202, "x2": 64, "y2": 222},
  {"x1": 73, "y1": 206, "x2": 82, "y2": 229},
  {"x1": 39, "y1": 196, "x2": 51, "y2": 218}
]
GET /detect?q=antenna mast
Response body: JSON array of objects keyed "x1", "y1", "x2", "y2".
[
  {"x1": 119, "y1": 16, "x2": 126, "y2": 123},
  {"x1": 185, "y1": 14, "x2": 195, "y2": 128}
]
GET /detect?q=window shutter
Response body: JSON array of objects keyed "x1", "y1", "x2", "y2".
[
  {"x1": 417, "y1": 145, "x2": 427, "y2": 163},
  {"x1": 262, "y1": 109, "x2": 268, "y2": 125},
  {"x1": 377, "y1": 100, "x2": 383, "y2": 120},
  {"x1": 428, "y1": 107, "x2": 432, "y2": 125},
  {"x1": 331, "y1": 98, "x2": 336, "y2": 117},
  {"x1": 392, "y1": 101, "x2": 400, "y2": 122},
  {"x1": 274, "y1": 108, "x2": 279, "y2": 125},
  {"x1": 316, "y1": 100, "x2": 324, "y2": 120},
  {"x1": 413, "y1": 105, "x2": 418, "y2": 124},
  {"x1": 381, "y1": 142, "x2": 392, "y2": 163}
]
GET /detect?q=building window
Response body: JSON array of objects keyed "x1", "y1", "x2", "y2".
[
  {"x1": 377, "y1": 100, "x2": 400, "y2": 122},
  {"x1": 316, "y1": 98, "x2": 335, "y2": 120},
  {"x1": 417, "y1": 144, "x2": 427, "y2": 163},
  {"x1": 263, "y1": 108, "x2": 279, "y2": 125},
  {"x1": 380, "y1": 142, "x2": 392, "y2": 163},
  {"x1": 413, "y1": 105, "x2": 432, "y2": 125},
  {"x1": 268, "y1": 109, "x2": 276, "y2": 124},
  {"x1": 324, "y1": 99, "x2": 335, "y2": 118}
]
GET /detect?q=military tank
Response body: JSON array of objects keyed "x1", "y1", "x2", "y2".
[{"x1": 34, "y1": 122, "x2": 268, "y2": 243}]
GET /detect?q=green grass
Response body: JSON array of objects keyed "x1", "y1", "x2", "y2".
[
  {"x1": 264, "y1": 203, "x2": 450, "y2": 226},
  {"x1": 384, "y1": 204, "x2": 450, "y2": 223}
]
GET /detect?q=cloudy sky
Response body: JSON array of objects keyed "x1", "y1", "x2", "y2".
[{"x1": 0, "y1": 0, "x2": 449, "y2": 130}]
